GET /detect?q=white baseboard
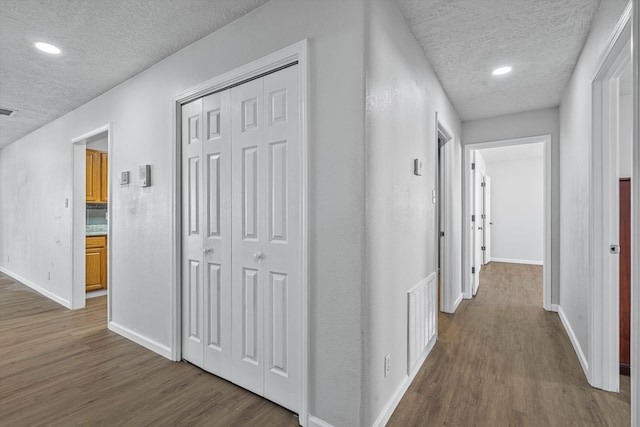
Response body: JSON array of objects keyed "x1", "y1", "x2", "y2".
[
  {"x1": 557, "y1": 306, "x2": 589, "y2": 377},
  {"x1": 86, "y1": 289, "x2": 107, "y2": 299},
  {"x1": 452, "y1": 293, "x2": 464, "y2": 312},
  {"x1": 307, "y1": 415, "x2": 335, "y2": 427},
  {"x1": 108, "y1": 321, "x2": 173, "y2": 360},
  {"x1": 550, "y1": 304, "x2": 560, "y2": 313},
  {"x1": 372, "y1": 334, "x2": 437, "y2": 427},
  {"x1": 490, "y1": 257, "x2": 543, "y2": 265},
  {"x1": 0, "y1": 266, "x2": 71, "y2": 309}
]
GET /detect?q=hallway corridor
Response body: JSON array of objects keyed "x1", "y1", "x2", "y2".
[{"x1": 388, "y1": 262, "x2": 630, "y2": 426}]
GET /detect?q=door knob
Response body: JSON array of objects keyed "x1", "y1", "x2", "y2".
[
  {"x1": 253, "y1": 252, "x2": 263, "y2": 262},
  {"x1": 203, "y1": 247, "x2": 213, "y2": 254}
]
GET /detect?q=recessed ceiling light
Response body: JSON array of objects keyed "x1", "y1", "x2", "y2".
[
  {"x1": 34, "y1": 42, "x2": 61, "y2": 55},
  {"x1": 492, "y1": 66, "x2": 512, "y2": 76}
]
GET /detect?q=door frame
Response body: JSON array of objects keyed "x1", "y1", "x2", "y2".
[
  {"x1": 462, "y1": 135, "x2": 552, "y2": 309},
  {"x1": 436, "y1": 115, "x2": 463, "y2": 313},
  {"x1": 70, "y1": 123, "x2": 113, "y2": 322},
  {"x1": 632, "y1": 0, "x2": 639, "y2": 424},
  {"x1": 170, "y1": 40, "x2": 309, "y2": 425},
  {"x1": 589, "y1": 3, "x2": 632, "y2": 392}
]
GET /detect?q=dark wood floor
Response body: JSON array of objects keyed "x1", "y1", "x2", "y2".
[
  {"x1": 388, "y1": 262, "x2": 631, "y2": 426},
  {"x1": 1, "y1": 264, "x2": 631, "y2": 426},
  {"x1": 0, "y1": 272, "x2": 298, "y2": 427}
]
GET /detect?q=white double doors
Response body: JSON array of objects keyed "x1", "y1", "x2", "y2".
[{"x1": 181, "y1": 65, "x2": 300, "y2": 412}]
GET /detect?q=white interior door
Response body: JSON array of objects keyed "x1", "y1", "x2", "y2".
[
  {"x1": 182, "y1": 64, "x2": 300, "y2": 413},
  {"x1": 473, "y1": 162, "x2": 482, "y2": 294},
  {"x1": 182, "y1": 97, "x2": 205, "y2": 368},
  {"x1": 483, "y1": 175, "x2": 491, "y2": 264},
  {"x1": 181, "y1": 91, "x2": 233, "y2": 374}
]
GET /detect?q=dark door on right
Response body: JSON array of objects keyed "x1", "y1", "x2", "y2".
[{"x1": 620, "y1": 178, "x2": 631, "y2": 376}]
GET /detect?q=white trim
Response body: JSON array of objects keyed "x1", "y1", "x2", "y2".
[
  {"x1": 171, "y1": 40, "x2": 309, "y2": 426},
  {"x1": 589, "y1": 7, "x2": 632, "y2": 392},
  {"x1": 372, "y1": 335, "x2": 437, "y2": 427},
  {"x1": 557, "y1": 306, "x2": 589, "y2": 378},
  {"x1": 631, "y1": 1, "x2": 639, "y2": 425},
  {"x1": 86, "y1": 289, "x2": 107, "y2": 299},
  {"x1": 550, "y1": 304, "x2": 560, "y2": 313},
  {"x1": 307, "y1": 416, "x2": 335, "y2": 427},
  {"x1": 437, "y1": 116, "x2": 460, "y2": 313},
  {"x1": 0, "y1": 267, "x2": 71, "y2": 309},
  {"x1": 70, "y1": 123, "x2": 112, "y2": 326},
  {"x1": 490, "y1": 257, "x2": 543, "y2": 266},
  {"x1": 463, "y1": 135, "x2": 552, "y2": 311},
  {"x1": 452, "y1": 293, "x2": 464, "y2": 312},
  {"x1": 108, "y1": 321, "x2": 172, "y2": 359}
]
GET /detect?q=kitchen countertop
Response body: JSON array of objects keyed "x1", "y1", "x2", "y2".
[{"x1": 86, "y1": 225, "x2": 108, "y2": 236}]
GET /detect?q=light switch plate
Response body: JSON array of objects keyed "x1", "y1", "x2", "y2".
[
  {"x1": 119, "y1": 171, "x2": 130, "y2": 185},
  {"x1": 414, "y1": 158, "x2": 423, "y2": 176},
  {"x1": 139, "y1": 165, "x2": 151, "y2": 187}
]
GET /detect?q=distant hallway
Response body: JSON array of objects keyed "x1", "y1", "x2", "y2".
[{"x1": 389, "y1": 262, "x2": 630, "y2": 426}]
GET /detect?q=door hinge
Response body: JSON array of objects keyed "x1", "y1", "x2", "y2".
[
  {"x1": 481, "y1": 182, "x2": 486, "y2": 187},
  {"x1": 481, "y1": 214, "x2": 486, "y2": 219},
  {"x1": 481, "y1": 246, "x2": 486, "y2": 251},
  {"x1": 471, "y1": 267, "x2": 475, "y2": 274},
  {"x1": 471, "y1": 163, "x2": 476, "y2": 170},
  {"x1": 440, "y1": 231, "x2": 445, "y2": 237},
  {"x1": 471, "y1": 214, "x2": 475, "y2": 222}
]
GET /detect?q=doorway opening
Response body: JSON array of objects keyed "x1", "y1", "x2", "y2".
[
  {"x1": 436, "y1": 117, "x2": 462, "y2": 314},
  {"x1": 71, "y1": 124, "x2": 112, "y2": 324},
  {"x1": 590, "y1": 6, "x2": 632, "y2": 393},
  {"x1": 463, "y1": 135, "x2": 552, "y2": 309}
]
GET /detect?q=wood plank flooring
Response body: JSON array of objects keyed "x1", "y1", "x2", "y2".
[
  {"x1": 0, "y1": 272, "x2": 298, "y2": 427},
  {"x1": 1, "y1": 263, "x2": 631, "y2": 426},
  {"x1": 388, "y1": 262, "x2": 631, "y2": 426}
]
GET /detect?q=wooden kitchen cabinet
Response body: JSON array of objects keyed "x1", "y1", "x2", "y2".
[
  {"x1": 86, "y1": 149, "x2": 108, "y2": 203},
  {"x1": 86, "y1": 235, "x2": 107, "y2": 292}
]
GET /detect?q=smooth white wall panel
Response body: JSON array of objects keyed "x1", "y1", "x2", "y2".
[
  {"x1": 619, "y1": 93, "x2": 633, "y2": 178},
  {"x1": 559, "y1": 0, "x2": 629, "y2": 367},
  {"x1": 365, "y1": 0, "x2": 462, "y2": 424},
  {"x1": 484, "y1": 154, "x2": 544, "y2": 264},
  {"x1": 0, "y1": 1, "x2": 366, "y2": 425}
]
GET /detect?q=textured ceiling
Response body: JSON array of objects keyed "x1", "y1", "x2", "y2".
[
  {"x1": 479, "y1": 142, "x2": 544, "y2": 164},
  {"x1": 0, "y1": 0, "x2": 269, "y2": 148},
  {"x1": 395, "y1": 0, "x2": 600, "y2": 121}
]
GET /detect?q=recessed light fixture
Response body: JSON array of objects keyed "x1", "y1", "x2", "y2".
[
  {"x1": 492, "y1": 66, "x2": 512, "y2": 76},
  {"x1": 34, "y1": 42, "x2": 61, "y2": 55}
]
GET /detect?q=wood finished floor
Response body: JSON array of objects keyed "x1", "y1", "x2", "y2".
[
  {"x1": 0, "y1": 272, "x2": 298, "y2": 427},
  {"x1": 388, "y1": 262, "x2": 630, "y2": 427},
  {"x1": 1, "y1": 264, "x2": 631, "y2": 426}
]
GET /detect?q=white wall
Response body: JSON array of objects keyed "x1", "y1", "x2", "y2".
[
  {"x1": 0, "y1": 1, "x2": 367, "y2": 425},
  {"x1": 86, "y1": 132, "x2": 108, "y2": 152},
  {"x1": 483, "y1": 152, "x2": 544, "y2": 264},
  {"x1": 462, "y1": 107, "x2": 559, "y2": 303},
  {"x1": 364, "y1": 0, "x2": 462, "y2": 424},
  {"x1": 619, "y1": 93, "x2": 633, "y2": 178},
  {"x1": 559, "y1": 0, "x2": 629, "y2": 372}
]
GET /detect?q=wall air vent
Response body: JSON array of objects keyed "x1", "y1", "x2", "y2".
[{"x1": 0, "y1": 107, "x2": 17, "y2": 117}]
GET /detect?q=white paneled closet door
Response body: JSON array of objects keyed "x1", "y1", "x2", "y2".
[
  {"x1": 181, "y1": 91, "x2": 233, "y2": 376},
  {"x1": 231, "y1": 65, "x2": 300, "y2": 411},
  {"x1": 182, "y1": 64, "x2": 300, "y2": 413}
]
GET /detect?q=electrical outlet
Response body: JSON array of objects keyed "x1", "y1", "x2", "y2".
[
  {"x1": 384, "y1": 354, "x2": 391, "y2": 377},
  {"x1": 65, "y1": 198, "x2": 69, "y2": 208}
]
